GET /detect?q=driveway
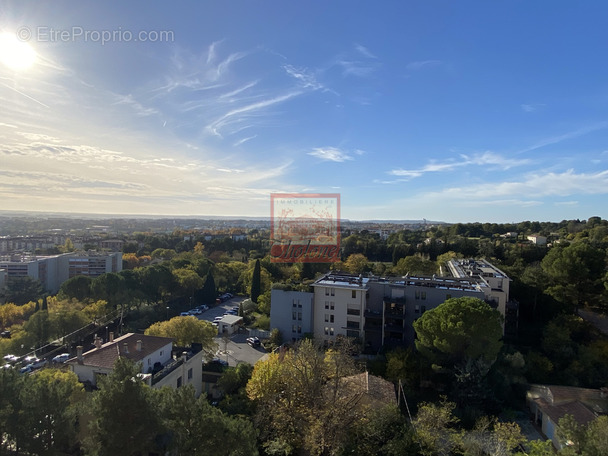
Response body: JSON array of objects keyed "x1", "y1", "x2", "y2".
[{"x1": 214, "y1": 332, "x2": 268, "y2": 367}]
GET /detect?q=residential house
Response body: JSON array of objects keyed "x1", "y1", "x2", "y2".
[
  {"x1": 66, "y1": 332, "x2": 204, "y2": 397},
  {"x1": 527, "y1": 384, "x2": 608, "y2": 450}
]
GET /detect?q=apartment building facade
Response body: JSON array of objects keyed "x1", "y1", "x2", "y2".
[
  {"x1": 0, "y1": 252, "x2": 122, "y2": 294},
  {"x1": 270, "y1": 259, "x2": 515, "y2": 352}
]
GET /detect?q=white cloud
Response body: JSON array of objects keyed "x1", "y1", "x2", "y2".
[
  {"x1": 354, "y1": 44, "x2": 377, "y2": 59},
  {"x1": 308, "y1": 147, "x2": 354, "y2": 162},
  {"x1": 388, "y1": 152, "x2": 529, "y2": 178},
  {"x1": 432, "y1": 169, "x2": 608, "y2": 200}
]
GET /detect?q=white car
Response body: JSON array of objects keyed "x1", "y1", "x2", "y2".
[
  {"x1": 52, "y1": 353, "x2": 70, "y2": 363},
  {"x1": 2, "y1": 354, "x2": 18, "y2": 363},
  {"x1": 213, "y1": 316, "x2": 224, "y2": 323}
]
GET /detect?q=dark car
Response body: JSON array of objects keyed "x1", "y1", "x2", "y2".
[{"x1": 246, "y1": 337, "x2": 261, "y2": 347}]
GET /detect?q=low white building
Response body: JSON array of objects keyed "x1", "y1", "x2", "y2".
[{"x1": 66, "y1": 332, "x2": 204, "y2": 397}]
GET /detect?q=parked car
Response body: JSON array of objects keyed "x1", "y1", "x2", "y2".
[
  {"x1": 210, "y1": 358, "x2": 228, "y2": 366},
  {"x1": 189, "y1": 309, "x2": 202, "y2": 315},
  {"x1": 52, "y1": 353, "x2": 70, "y2": 363},
  {"x1": 31, "y1": 358, "x2": 48, "y2": 369},
  {"x1": 2, "y1": 354, "x2": 18, "y2": 363},
  {"x1": 20, "y1": 364, "x2": 33, "y2": 374},
  {"x1": 0, "y1": 330, "x2": 11, "y2": 338},
  {"x1": 179, "y1": 311, "x2": 191, "y2": 317},
  {"x1": 213, "y1": 316, "x2": 224, "y2": 323},
  {"x1": 226, "y1": 310, "x2": 237, "y2": 315},
  {"x1": 247, "y1": 337, "x2": 261, "y2": 347},
  {"x1": 197, "y1": 304, "x2": 209, "y2": 311}
]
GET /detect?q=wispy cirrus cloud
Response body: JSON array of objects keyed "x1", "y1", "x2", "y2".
[
  {"x1": 518, "y1": 122, "x2": 608, "y2": 154},
  {"x1": 387, "y1": 152, "x2": 530, "y2": 180},
  {"x1": 355, "y1": 44, "x2": 377, "y2": 59},
  {"x1": 308, "y1": 146, "x2": 355, "y2": 162},
  {"x1": 431, "y1": 169, "x2": 608, "y2": 200},
  {"x1": 521, "y1": 103, "x2": 544, "y2": 113}
]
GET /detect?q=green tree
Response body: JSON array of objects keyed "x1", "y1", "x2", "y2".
[
  {"x1": 251, "y1": 259, "x2": 261, "y2": 303},
  {"x1": 158, "y1": 385, "x2": 258, "y2": 456},
  {"x1": 344, "y1": 253, "x2": 370, "y2": 274},
  {"x1": 1, "y1": 276, "x2": 45, "y2": 305},
  {"x1": 91, "y1": 272, "x2": 126, "y2": 308},
  {"x1": 84, "y1": 358, "x2": 162, "y2": 456},
  {"x1": 413, "y1": 399, "x2": 460, "y2": 456},
  {"x1": 199, "y1": 271, "x2": 217, "y2": 305},
  {"x1": 172, "y1": 268, "x2": 204, "y2": 298},
  {"x1": 18, "y1": 369, "x2": 85, "y2": 455},
  {"x1": 541, "y1": 241, "x2": 606, "y2": 311},
  {"x1": 393, "y1": 255, "x2": 437, "y2": 276},
  {"x1": 413, "y1": 297, "x2": 503, "y2": 370},
  {"x1": 145, "y1": 315, "x2": 217, "y2": 350},
  {"x1": 59, "y1": 276, "x2": 93, "y2": 301},
  {"x1": 0, "y1": 367, "x2": 25, "y2": 453}
]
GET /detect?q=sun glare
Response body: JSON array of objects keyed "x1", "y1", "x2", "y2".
[{"x1": 0, "y1": 32, "x2": 36, "y2": 71}]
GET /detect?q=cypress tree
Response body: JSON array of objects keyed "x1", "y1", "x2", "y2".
[{"x1": 251, "y1": 259, "x2": 261, "y2": 303}]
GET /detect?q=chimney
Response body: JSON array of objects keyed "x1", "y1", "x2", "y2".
[
  {"x1": 94, "y1": 336, "x2": 102, "y2": 349},
  {"x1": 123, "y1": 342, "x2": 129, "y2": 354},
  {"x1": 181, "y1": 351, "x2": 187, "y2": 362},
  {"x1": 109, "y1": 332, "x2": 114, "y2": 343},
  {"x1": 136, "y1": 340, "x2": 143, "y2": 352},
  {"x1": 77, "y1": 346, "x2": 83, "y2": 364}
]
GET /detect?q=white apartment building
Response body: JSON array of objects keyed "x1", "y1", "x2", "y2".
[
  {"x1": 0, "y1": 252, "x2": 122, "y2": 294},
  {"x1": 271, "y1": 258, "x2": 516, "y2": 352}
]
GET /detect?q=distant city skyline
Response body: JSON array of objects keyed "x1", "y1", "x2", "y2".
[{"x1": 1, "y1": 1, "x2": 607, "y2": 223}]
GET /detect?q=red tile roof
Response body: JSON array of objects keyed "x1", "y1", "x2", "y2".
[{"x1": 66, "y1": 333, "x2": 173, "y2": 370}]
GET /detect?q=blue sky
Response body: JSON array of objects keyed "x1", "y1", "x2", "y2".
[{"x1": 0, "y1": 1, "x2": 607, "y2": 223}]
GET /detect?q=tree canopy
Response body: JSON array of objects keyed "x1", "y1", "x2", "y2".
[
  {"x1": 144, "y1": 315, "x2": 217, "y2": 350},
  {"x1": 413, "y1": 297, "x2": 503, "y2": 369}
]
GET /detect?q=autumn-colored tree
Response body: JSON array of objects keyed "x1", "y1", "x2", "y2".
[{"x1": 145, "y1": 315, "x2": 216, "y2": 350}]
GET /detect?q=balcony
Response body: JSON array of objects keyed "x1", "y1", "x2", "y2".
[
  {"x1": 364, "y1": 309, "x2": 382, "y2": 319},
  {"x1": 384, "y1": 323, "x2": 404, "y2": 333},
  {"x1": 346, "y1": 321, "x2": 360, "y2": 330}
]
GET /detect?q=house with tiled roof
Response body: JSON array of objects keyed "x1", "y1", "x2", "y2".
[
  {"x1": 527, "y1": 384, "x2": 608, "y2": 449},
  {"x1": 66, "y1": 332, "x2": 205, "y2": 397}
]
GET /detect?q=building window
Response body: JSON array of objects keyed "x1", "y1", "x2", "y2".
[
  {"x1": 298, "y1": 312, "x2": 302, "y2": 321},
  {"x1": 352, "y1": 290, "x2": 356, "y2": 299},
  {"x1": 330, "y1": 314, "x2": 334, "y2": 323},
  {"x1": 177, "y1": 376, "x2": 182, "y2": 388},
  {"x1": 325, "y1": 301, "x2": 330, "y2": 309},
  {"x1": 415, "y1": 291, "x2": 420, "y2": 299},
  {"x1": 297, "y1": 299, "x2": 302, "y2": 308},
  {"x1": 330, "y1": 302, "x2": 335, "y2": 310},
  {"x1": 330, "y1": 328, "x2": 334, "y2": 335},
  {"x1": 292, "y1": 325, "x2": 297, "y2": 333},
  {"x1": 188, "y1": 368, "x2": 193, "y2": 380},
  {"x1": 292, "y1": 311, "x2": 297, "y2": 320},
  {"x1": 324, "y1": 327, "x2": 329, "y2": 335},
  {"x1": 325, "y1": 288, "x2": 329, "y2": 296},
  {"x1": 160, "y1": 351, "x2": 163, "y2": 356},
  {"x1": 325, "y1": 314, "x2": 329, "y2": 322},
  {"x1": 331, "y1": 288, "x2": 335, "y2": 296},
  {"x1": 415, "y1": 305, "x2": 420, "y2": 313},
  {"x1": 421, "y1": 291, "x2": 426, "y2": 300},
  {"x1": 421, "y1": 305, "x2": 426, "y2": 313},
  {"x1": 293, "y1": 300, "x2": 297, "y2": 308},
  {"x1": 297, "y1": 326, "x2": 302, "y2": 334}
]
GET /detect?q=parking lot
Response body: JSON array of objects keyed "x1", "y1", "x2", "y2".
[{"x1": 196, "y1": 296, "x2": 268, "y2": 367}]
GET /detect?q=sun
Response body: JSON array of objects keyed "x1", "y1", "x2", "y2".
[{"x1": 0, "y1": 32, "x2": 36, "y2": 71}]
